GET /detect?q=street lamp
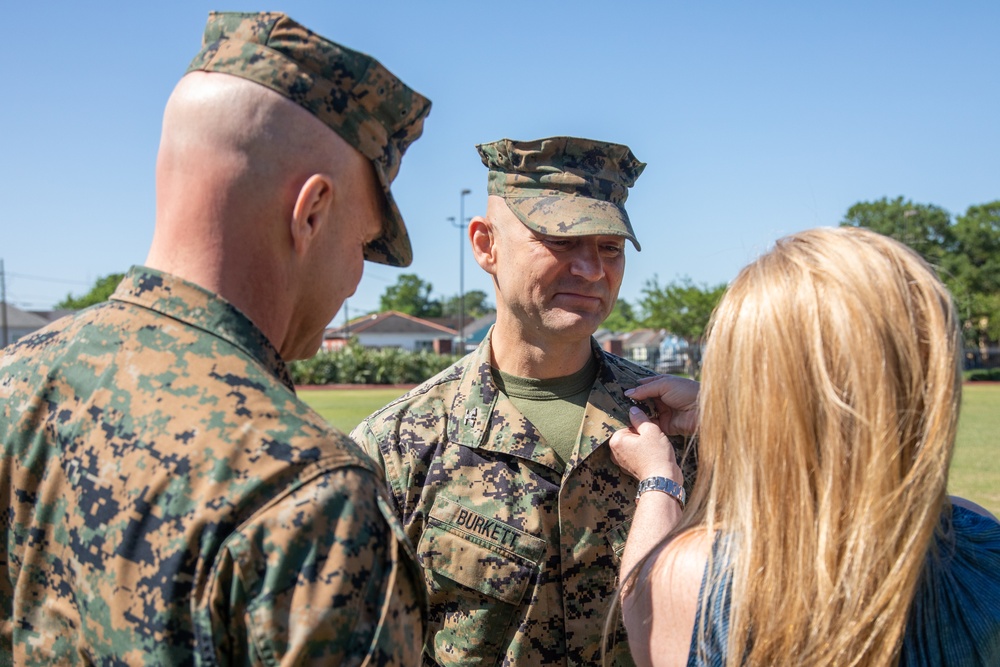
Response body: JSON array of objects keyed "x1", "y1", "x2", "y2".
[{"x1": 450, "y1": 188, "x2": 472, "y2": 355}]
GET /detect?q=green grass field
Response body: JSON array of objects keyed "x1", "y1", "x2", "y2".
[
  {"x1": 948, "y1": 384, "x2": 1000, "y2": 515},
  {"x1": 300, "y1": 387, "x2": 409, "y2": 435},
  {"x1": 301, "y1": 383, "x2": 1000, "y2": 516}
]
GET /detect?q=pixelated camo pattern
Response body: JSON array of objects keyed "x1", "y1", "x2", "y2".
[
  {"x1": 187, "y1": 11, "x2": 432, "y2": 268},
  {"x1": 477, "y1": 137, "x2": 645, "y2": 251},
  {"x1": 0, "y1": 266, "x2": 424, "y2": 665},
  {"x1": 353, "y1": 329, "x2": 686, "y2": 666}
]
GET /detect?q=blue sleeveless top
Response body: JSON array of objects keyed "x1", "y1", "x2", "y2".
[{"x1": 688, "y1": 505, "x2": 1000, "y2": 666}]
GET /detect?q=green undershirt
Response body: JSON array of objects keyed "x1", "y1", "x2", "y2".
[{"x1": 493, "y1": 356, "x2": 598, "y2": 468}]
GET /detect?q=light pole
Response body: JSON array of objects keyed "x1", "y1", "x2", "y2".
[
  {"x1": 1, "y1": 258, "x2": 8, "y2": 348},
  {"x1": 451, "y1": 188, "x2": 472, "y2": 354}
]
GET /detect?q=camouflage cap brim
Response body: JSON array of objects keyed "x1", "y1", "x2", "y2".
[
  {"x1": 364, "y1": 164, "x2": 413, "y2": 267},
  {"x1": 187, "y1": 11, "x2": 429, "y2": 268},
  {"x1": 502, "y1": 195, "x2": 641, "y2": 251},
  {"x1": 477, "y1": 136, "x2": 644, "y2": 252}
]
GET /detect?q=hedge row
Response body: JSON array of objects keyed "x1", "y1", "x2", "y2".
[
  {"x1": 290, "y1": 342, "x2": 461, "y2": 385},
  {"x1": 292, "y1": 344, "x2": 1000, "y2": 385},
  {"x1": 965, "y1": 368, "x2": 1000, "y2": 382}
]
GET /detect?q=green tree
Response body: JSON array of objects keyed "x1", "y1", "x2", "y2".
[
  {"x1": 441, "y1": 290, "x2": 493, "y2": 320},
  {"x1": 840, "y1": 196, "x2": 954, "y2": 265},
  {"x1": 379, "y1": 273, "x2": 442, "y2": 317},
  {"x1": 602, "y1": 298, "x2": 640, "y2": 332},
  {"x1": 946, "y1": 201, "x2": 1000, "y2": 360},
  {"x1": 842, "y1": 197, "x2": 1000, "y2": 364},
  {"x1": 56, "y1": 273, "x2": 125, "y2": 309},
  {"x1": 638, "y1": 276, "x2": 727, "y2": 376}
]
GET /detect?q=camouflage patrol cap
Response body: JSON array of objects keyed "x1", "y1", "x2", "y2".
[
  {"x1": 476, "y1": 136, "x2": 646, "y2": 251},
  {"x1": 187, "y1": 11, "x2": 431, "y2": 267}
]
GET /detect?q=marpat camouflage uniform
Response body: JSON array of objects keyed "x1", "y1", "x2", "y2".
[
  {"x1": 353, "y1": 328, "x2": 658, "y2": 666},
  {"x1": 0, "y1": 267, "x2": 425, "y2": 665}
]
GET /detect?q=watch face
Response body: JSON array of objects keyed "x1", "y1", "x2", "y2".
[{"x1": 636, "y1": 476, "x2": 685, "y2": 507}]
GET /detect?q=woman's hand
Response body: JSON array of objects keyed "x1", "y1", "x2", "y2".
[
  {"x1": 610, "y1": 405, "x2": 683, "y2": 483},
  {"x1": 626, "y1": 375, "x2": 700, "y2": 437}
]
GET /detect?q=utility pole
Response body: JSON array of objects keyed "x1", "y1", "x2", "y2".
[
  {"x1": 449, "y1": 188, "x2": 472, "y2": 355},
  {"x1": 1, "y1": 258, "x2": 8, "y2": 348}
]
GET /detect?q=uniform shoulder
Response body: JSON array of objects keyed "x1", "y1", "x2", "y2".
[
  {"x1": 0, "y1": 303, "x2": 151, "y2": 404},
  {"x1": 277, "y1": 393, "x2": 382, "y2": 475},
  {"x1": 360, "y1": 358, "x2": 467, "y2": 424},
  {"x1": 1, "y1": 302, "x2": 119, "y2": 359}
]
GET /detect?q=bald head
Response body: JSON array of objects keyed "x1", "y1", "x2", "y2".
[
  {"x1": 155, "y1": 72, "x2": 362, "y2": 222},
  {"x1": 147, "y1": 71, "x2": 382, "y2": 359},
  {"x1": 482, "y1": 194, "x2": 522, "y2": 243},
  {"x1": 485, "y1": 194, "x2": 511, "y2": 223}
]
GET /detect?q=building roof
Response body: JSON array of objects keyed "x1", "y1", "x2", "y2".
[
  {"x1": 620, "y1": 328, "x2": 668, "y2": 349},
  {"x1": 593, "y1": 328, "x2": 616, "y2": 344},
  {"x1": 425, "y1": 315, "x2": 461, "y2": 331},
  {"x1": 325, "y1": 310, "x2": 457, "y2": 338},
  {"x1": 1, "y1": 304, "x2": 50, "y2": 328},
  {"x1": 460, "y1": 312, "x2": 497, "y2": 338},
  {"x1": 32, "y1": 309, "x2": 75, "y2": 323}
]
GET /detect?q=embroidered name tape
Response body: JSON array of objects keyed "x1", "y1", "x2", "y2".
[{"x1": 427, "y1": 496, "x2": 546, "y2": 563}]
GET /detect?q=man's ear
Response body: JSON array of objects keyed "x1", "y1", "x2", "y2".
[
  {"x1": 469, "y1": 216, "x2": 497, "y2": 273},
  {"x1": 290, "y1": 174, "x2": 336, "y2": 257}
]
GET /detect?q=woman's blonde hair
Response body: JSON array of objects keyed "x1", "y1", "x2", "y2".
[{"x1": 620, "y1": 226, "x2": 963, "y2": 666}]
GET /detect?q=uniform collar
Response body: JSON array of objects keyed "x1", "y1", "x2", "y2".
[
  {"x1": 110, "y1": 266, "x2": 295, "y2": 391},
  {"x1": 446, "y1": 326, "x2": 640, "y2": 471}
]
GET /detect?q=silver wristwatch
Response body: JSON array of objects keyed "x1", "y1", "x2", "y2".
[{"x1": 635, "y1": 476, "x2": 686, "y2": 508}]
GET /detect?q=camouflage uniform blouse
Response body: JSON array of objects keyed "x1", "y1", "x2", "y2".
[
  {"x1": 0, "y1": 267, "x2": 424, "y2": 666},
  {"x1": 352, "y1": 329, "x2": 657, "y2": 666}
]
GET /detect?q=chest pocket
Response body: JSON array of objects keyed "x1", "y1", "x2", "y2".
[{"x1": 417, "y1": 496, "x2": 546, "y2": 666}]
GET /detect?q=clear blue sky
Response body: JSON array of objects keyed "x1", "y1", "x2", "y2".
[{"x1": 3, "y1": 1, "x2": 998, "y2": 322}]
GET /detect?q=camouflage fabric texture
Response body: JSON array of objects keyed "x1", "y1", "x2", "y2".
[
  {"x1": 353, "y1": 329, "x2": 666, "y2": 666},
  {"x1": 477, "y1": 137, "x2": 646, "y2": 251},
  {"x1": 187, "y1": 11, "x2": 432, "y2": 268},
  {"x1": 0, "y1": 267, "x2": 425, "y2": 665}
]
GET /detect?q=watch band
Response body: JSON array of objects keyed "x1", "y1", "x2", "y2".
[{"x1": 635, "y1": 476, "x2": 686, "y2": 508}]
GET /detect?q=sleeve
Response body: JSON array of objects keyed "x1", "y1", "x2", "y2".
[
  {"x1": 350, "y1": 420, "x2": 408, "y2": 519},
  {"x1": 350, "y1": 420, "x2": 384, "y2": 466},
  {"x1": 194, "y1": 466, "x2": 425, "y2": 666}
]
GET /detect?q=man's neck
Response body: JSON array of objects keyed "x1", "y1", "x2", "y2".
[
  {"x1": 145, "y1": 240, "x2": 292, "y2": 356},
  {"x1": 489, "y1": 319, "x2": 594, "y2": 380}
]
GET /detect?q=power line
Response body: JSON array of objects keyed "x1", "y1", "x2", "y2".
[
  {"x1": 6, "y1": 271, "x2": 91, "y2": 286},
  {"x1": 2, "y1": 259, "x2": 8, "y2": 346}
]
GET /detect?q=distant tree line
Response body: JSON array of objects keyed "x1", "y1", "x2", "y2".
[
  {"x1": 378, "y1": 274, "x2": 493, "y2": 321},
  {"x1": 58, "y1": 196, "x2": 1000, "y2": 375},
  {"x1": 841, "y1": 197, "x2": 1000, "y2": 364},
  {"x1": 56, "y1": 273, "x2": 125, "y2": 309},
  {"x1": 598, "y1": 196, "x2": 1000, "y2": 373}
]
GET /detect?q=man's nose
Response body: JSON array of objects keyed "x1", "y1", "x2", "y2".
[{"x1": 569, "y1": 244, "x2": 604, "y2": 281}]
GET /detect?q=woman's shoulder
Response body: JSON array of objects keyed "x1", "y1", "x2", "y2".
[
  {"x1": 624, "y1": 530, "x2": 715, "y2": 667},
  {"x1": 653, "y1": 530, "x2": 715, "y2": 583},
  {"x1": 949, "y1": 496, "x2": 999, "y2": 525},
  {"x1": 944, "y1": 498, "x2": 1000, "y2": 559},
  {"x1": 899, "y1": 501, "x2": 1000, "y2": 665}
]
